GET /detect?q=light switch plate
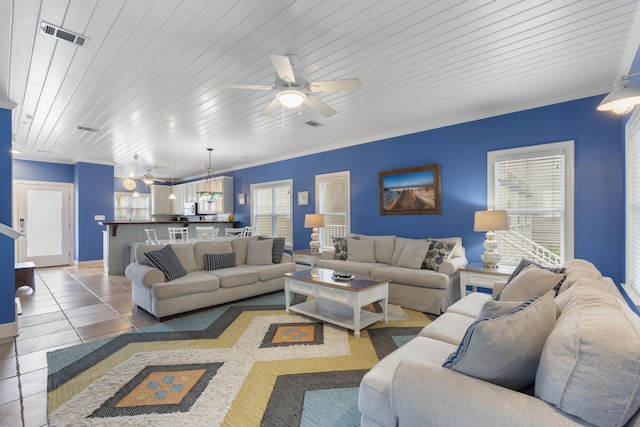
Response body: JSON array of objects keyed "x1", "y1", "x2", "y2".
[{"x1": 95, "y1": 215, "x2": 105, "y2": 221}]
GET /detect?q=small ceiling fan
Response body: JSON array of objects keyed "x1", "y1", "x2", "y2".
[
  {"x1": 218, "y1": 53, "x2": 362, "y2": 118},
  {"x1": 132, "y1": 154, "x2": 164, "y2": 185}
]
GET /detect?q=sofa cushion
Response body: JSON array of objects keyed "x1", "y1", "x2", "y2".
[
  {"x1": 554, "y1": 277, "x2": 622, "y2": 310},
  {"x1": 168, "y1": 243, "x2": 198, "y2": 273},
  {"x1": 151, "y1": 271, "x2": 220, "y2": 299},
  {"x1": 244, "y1": 262, "x2": 297, "y2": 281},
  {"x1": 506, "y1": 258, "x2": 566, "y2": 293},
  {"x1": 397, "y1": 241, "x2": 431, "y2": 269},
  {"x1": 194, "y1": 240, "x2": 234, "y2": 270},
  {"x1": 391, "y1": 237, "x2": 429, "y2": 266},
  {"x1": 443, "y1": 292, "x2": 556, "y2": 390},
  {"x1": 259, "y1": 236, "x2": 285, "y2": 263},
  {"x1": 371, "y1": 265, "x2": 450, "y2": 290},
  {"x1": 559, "y1": 265, "x2": 603, "y2": 293},
  {"x1": 347, "y1": 237, "x2": 376, "y2": 262},
  {"x1": 358, "y1": 336, "x2": 458, "y2": 427},
  {"x1": 419, "y1": 312, "x2": 477, "y2": 345},
  {"x1": 204, "y1": 252, "x2": 236, "y2": 271},
  {"x1": 535, "y1": 292, "x2": 640, "y2": 427},
  {"x1": 446, "y1": 292, "x2": 493, "y2": 317},
  {"x1": 247, "y1": 239, "x2": 273, "y2": 265},
  {"x1": 144, "y1": 245, "x2": 187, "y2": 281},
  {"x1": 207, "y1": 266, "x2": 259, "y2": 288},
  {"x1": 316, "y1": 259, "x2": 383, "y2": 276},
  {"x1": 358, "y1": 234, "x2": 397, "y2": 264},
  {"x1": 422, "y1": 240, "x2": 456, "y2": 271},
  {"x1": 231, "y1": 236, "x2": 259, "y2": 265},
  {"x1": 498, "y1": 265, "x2": 565, "y2": 302}
]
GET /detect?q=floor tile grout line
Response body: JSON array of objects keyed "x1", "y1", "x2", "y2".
[{"x1": 12, "y1": 336, "x2": 25, "y2": 427}]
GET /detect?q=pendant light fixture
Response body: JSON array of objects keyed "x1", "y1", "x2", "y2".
[
  {"x1": 169, "y1": 177, "x2": 176, "y2": 200},
  {"x1": 197, "y1": 148, "x2": 223, "y2": 204},
  {"x1": 598, "y1": 73, "x2": 640, "y2": 114}
]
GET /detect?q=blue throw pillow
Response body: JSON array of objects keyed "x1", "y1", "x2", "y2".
[
  {"x1": 144, "y1": 245, "x2": 186, "y2": 281},
  {"x1": 204, "y1": 252, "x2": 236, "y2": 270}
]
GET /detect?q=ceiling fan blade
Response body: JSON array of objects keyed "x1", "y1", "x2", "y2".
[
  {"x1": 217, "y1": 84, "x2": 274, "y2": 90},
  {"x1": 304, "y1": 95, "x2": 337, "y2": 117},
  {"x1": 308, "y1": 78, "x2": 362, "y2": 92},
  {"x1": 259, "y1": 97, "x2": 282, "y2": 117},
  {"x1": 268, "y1": 54, "x2": 296, "y2": 83}
]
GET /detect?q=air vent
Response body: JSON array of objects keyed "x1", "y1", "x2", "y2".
[
  {"x1": 305, "y1": 121, "x2": 322, "y2": 127},
  {"x1": 77, "y1": 125, "x2": 100, "y2": 132},
  {"x1": 40, "y1": 22, "x2": 90, "y2": 47}
]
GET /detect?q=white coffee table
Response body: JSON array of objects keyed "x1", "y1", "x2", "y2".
[{"x1": 284, "y1": 268, "x2": 389, "y2": 338}]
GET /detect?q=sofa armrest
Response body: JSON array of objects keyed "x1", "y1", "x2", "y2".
[
  {"x1": 438, "y1": 256, "x2": 468, "y2": 276},
  {"x1": 125, "y1": 263, "x2": 165, "y2": 288},
  {"x1": 280, "y1": 253, "x2": 292, "y2": 263},
  {"x1": 493, "y1": 280, "x2": 507, "y2": 298},
  {"x1": 391, "y1": 359, "x2": 584, "y2": 427},
  {"x1": 321, "y1": 250, "x2": 337, "y2": 260}
]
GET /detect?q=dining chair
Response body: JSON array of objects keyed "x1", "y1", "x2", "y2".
[
  {"x1": 225, "y1": 227, "x2": 245, "y2": 237},
  {"x1": 144, "y1": 228, "x2": 160, "y2": 244},
  {"x1": 168, "y1": 227, "x2": 188, "y2": 242},
  {"x1": 196, "y1": 226, "x2": 218, "y2": 241},
  {"x1": 242, "y1": 226, "x2": 254, "y2": 237}
]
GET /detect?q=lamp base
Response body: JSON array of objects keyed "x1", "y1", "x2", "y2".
[
  {"x1": 481, "y1": 231, "x2": 501, "y2": 269},
  {"x1": 309, "y1": 227, "x2": 320, "y2": 254}
]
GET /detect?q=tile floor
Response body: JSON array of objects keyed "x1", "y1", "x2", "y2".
[{"x1": 0, "y1": 265, "x2": 163, "y2": 427}]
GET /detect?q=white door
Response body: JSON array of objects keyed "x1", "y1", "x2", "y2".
[{"x1": 15, "y1": 182, "x2": 73, "y2": 267}]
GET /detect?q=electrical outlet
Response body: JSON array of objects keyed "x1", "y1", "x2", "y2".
[{"x1": 94, "y1": 215, "x2": 105, "y2": 221}]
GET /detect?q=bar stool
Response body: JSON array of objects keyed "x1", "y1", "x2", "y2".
[
  {"x1": 196, "y1": 226, "x2": 218, "y2": 241},
  {"x1": 168, "y1": 227, "x2": 188, "y2": 242},
  {"x1": 145, "y1": 228, "x2": 160, "y2": 244},
  {"x1": 242, "y1": 226, "x2": 254, "y2": 237},
  {"x1": 225, "y1": 227, "x2": 245, "y2": 237}
]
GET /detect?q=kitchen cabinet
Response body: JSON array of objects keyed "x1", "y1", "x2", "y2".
[
  {"x1": 150, "y1": 185, "x2": 174, "y2": 215},
  {"x1": 171, "y1": 185, "x2": 186, "y2": 215}
]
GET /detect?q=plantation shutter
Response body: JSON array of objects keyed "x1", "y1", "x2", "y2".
[
  {"x1": 627, "y1": 111, "x2": 640, "y2": 295},
  {"x1": 251, "y1": 180, "x2": 292, "y2": 246},
  {"x1": 316, "y1": 171, "x2": 350, "y2": 249},
  {"x1": 491, "y1": 143, "x2": 573, "y2": 266}
]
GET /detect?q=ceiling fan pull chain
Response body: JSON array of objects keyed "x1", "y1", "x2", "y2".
[
  {"x1": 281, "y1": 106, "x2": 285, "y2": 129},
  {"x1": 298, "y1": 105, "x2": 302, "y2": 116}
]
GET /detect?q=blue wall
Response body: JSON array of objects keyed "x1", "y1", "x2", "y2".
[
  {"x1": 229, "y1": 95, "x2": 624, "y2": 283},
  {"x1": 114, "y1": 177, "x2": 151, "y2": 194},
  {"x1": 0, "y1": 108, "x2": 14, "y2": 326},
  {"x1": 13, "y1": 159, "x2": 74, "y2": 183}
]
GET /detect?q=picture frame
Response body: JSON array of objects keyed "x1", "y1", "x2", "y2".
[
  {"x1": 298, "y1": 191, "x2": 309, "y2": 206},
  {"x1": 237, "y1": 193, "x2": 246, "y2": 205},
  {"x1": 379, "y1": 163, "x2": 441, "y2": 215}
]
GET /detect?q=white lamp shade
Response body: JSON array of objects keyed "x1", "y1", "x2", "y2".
[
  {"x1": 597, "y1": 79, "x2": 640, "y2": 114},
  {"x1": 474, "y1": 210, "x2": 509, "y2": 232},
  {"x1": 304, "y1": 214, "x2": 325, "y2": 228},
  {"x1": 277, "y1": 90, "x2": 306, "y2": 108}
]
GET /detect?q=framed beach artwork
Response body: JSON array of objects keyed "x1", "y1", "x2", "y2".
[{"x1": 379, "y1": 164, "x2": 441, "y2": 215}]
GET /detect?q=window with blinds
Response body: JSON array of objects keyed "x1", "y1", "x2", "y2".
[
  {"x1": 488, "y1": 141, "x2": 574, "y2": 266},
  {"x1": 316, "y1": 171, "x2": 350, "y2": 249},
  {"x1": 250, "y1": 179, "x2": 293, "y2": 246},
  {"x1": 626, "y1": 110, "x2": 640, "y2": 295}
]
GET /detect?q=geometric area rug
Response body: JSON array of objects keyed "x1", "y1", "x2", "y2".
[{"x1": 47, "y1": 291, "x2": 432, "y2": 426}]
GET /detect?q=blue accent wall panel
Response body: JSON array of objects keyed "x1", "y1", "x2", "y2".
[
  {"x1": 114, "y1": 177, "x2": 151, "y2": 194},
  {"x1": 228, "y1": 95, "x2": 624, "y2": 283},
  {"x1": 74, "y1": 163, "x2": 114, "y2": 261},
  {"x1": 13, "y1": 159, "x2": 74, "y2": 183},
  {"x1": 0, "y1": 108, "x2": 14, "y2": 325}
]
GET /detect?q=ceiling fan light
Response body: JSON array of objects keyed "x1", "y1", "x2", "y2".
[
  {"x1": 597, "y1": 79, "x2": 640, "y2": 114},
  {"x1": 277, "y1": 90, "x2": 305, "y2": 108},
  {"x1": 142, "y1": 177, "x2": 154, "y2": 185}
]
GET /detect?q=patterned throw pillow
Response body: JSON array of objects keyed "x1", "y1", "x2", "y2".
[
  {"x1": 422, "y1": 240, "x2": 456, "y2": 271},
  {"x1": 258, "y1": 236, "x2": 286, "y2": 263},
  {"x1": 204, "y1": 252, "x2": 236, "y2": 270},
  {"x1": 144, "y1": 245, "x2": 187, "y2": 281},
  {"x1": 333, "y1": 236, "x2": 349, "y2": 260}
]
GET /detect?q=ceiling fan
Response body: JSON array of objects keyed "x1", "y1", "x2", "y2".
[
  {"x1": 132, "y1": 154, "x2": 164, "y2": 185},
  {"x1": 218, "y1": 54, "x2": 362, "y2": 118}
]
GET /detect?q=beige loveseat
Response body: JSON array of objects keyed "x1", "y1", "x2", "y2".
[
  {"x1": 359, "y1": 259, "x2": 640, "y2": 427},
  {"x1": 125, "y1": 236, "x2": 296, "y2": 318},
  {"x1": 316, "y1": 234, "x2": 468, "y2": 314}
]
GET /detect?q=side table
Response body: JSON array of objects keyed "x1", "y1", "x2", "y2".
[
  {"x1": 459, "y1": 262, "x2": 514, "y2": 298},
  {"x1": 292, "y1": 250, "x2": 322, "y2": 268}
]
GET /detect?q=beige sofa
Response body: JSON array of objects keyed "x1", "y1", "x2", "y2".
[
  {"x1": 359, "y1": 259, "x2": 640, "y2": 427},
  {"x1": 316, "y1": 234, "x2": 468, "y2": 314},
  {"x1": 125, "y1": 236, "x2": 296, "y2": 318}
]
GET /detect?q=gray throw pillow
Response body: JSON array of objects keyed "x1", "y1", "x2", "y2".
[
  {"x1": 246, "y1": 239, "x2": 273, "y2": 265},
  {"x1": 258, "y1": 236, "x2": 286, "y2": 263},
  {"x1": 144, "y1": 245, "x2": 187, "y2": 281},
  {"x1": 346, "y1": 237, "x2": 376, "y2": 263},
  {"x1": 204, "y1": 252, "x2": 236, "y2": 270},
  {"x1": 477, "y1": 300, "x2": 522, "y2": 319},
  {"x1": 396, "y1": 241, "x2": 431, "y2": 269},
  {"x1": 506, "y1": 258, "x2": 566, "y2": 294},
  {"x1": 423, "y1": 240, "x2": 456, "y2": 270},
  {"x1": 333, "y1": 236, "x2": 349, "y2": 260},
  {"x1": 498, "y1": 265, "x2": 565, "y2": 302},
  {"x1": 443, "y1": 292, "x2": 556, "y2": 390}
]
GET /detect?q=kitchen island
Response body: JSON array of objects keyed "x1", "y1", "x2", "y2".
[{"x1": 101, "y1": 220, "x2": 239, "y2": 275}]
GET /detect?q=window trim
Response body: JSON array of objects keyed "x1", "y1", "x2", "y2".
[
  {"x1": 315, "y1": 170, "x2": 351, "y2": 250},
  {"x1": 487, "y1": 140, "x2": 575, "y2": 264},
  {"x1": 250, "y1": 179, "x2": 293, "y2": 246}
]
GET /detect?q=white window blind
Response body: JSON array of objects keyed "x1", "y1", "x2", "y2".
[
  {"x1": 489, "y1": 141, "x2": 574, "y2": 266},
  {"x1": 250, "y1": 180, "x2": 292, "y2": 246},
  {"x1": 626, "y1": 110, "x2": 640, "y2": 295},
  {"x1": 316, "y1": 171, "x2": 350, "y2": 249}
]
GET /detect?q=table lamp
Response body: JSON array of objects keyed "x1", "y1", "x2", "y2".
[
  {"x1": 304, "y1": 214, "x2": 325, "y2": 253},
  {"x1": 474, "y1": 209, "x2": 509, "y2": 269}
]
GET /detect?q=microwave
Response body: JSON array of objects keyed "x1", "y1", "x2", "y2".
[{"x1": 184, "y1": 202, "x2": 197, "y2": 216}]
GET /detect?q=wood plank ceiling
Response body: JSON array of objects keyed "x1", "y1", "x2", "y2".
[{"x1": 2, "y1": 0, "x2": 640, "y2": 180}]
